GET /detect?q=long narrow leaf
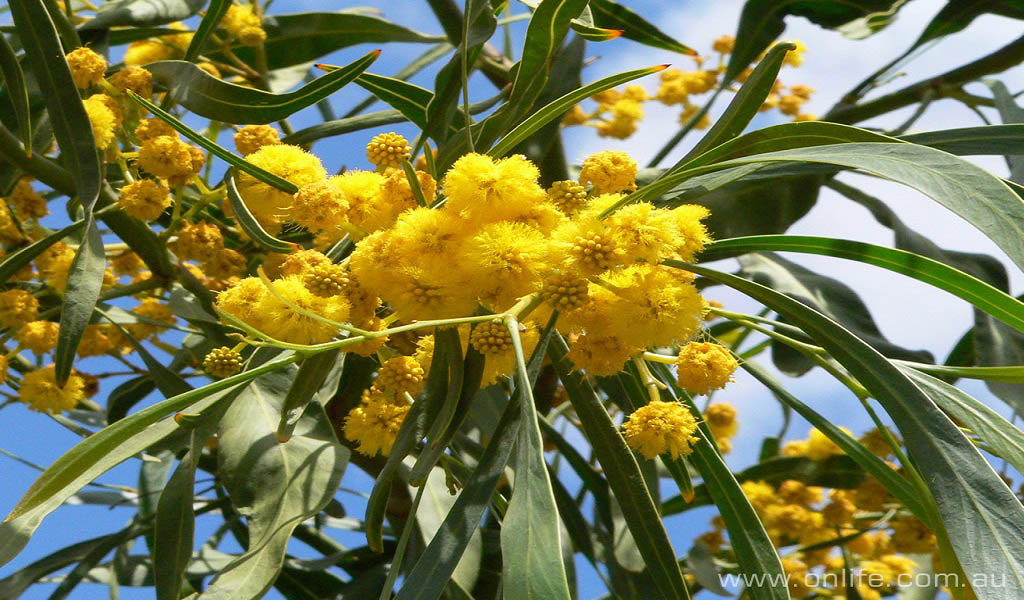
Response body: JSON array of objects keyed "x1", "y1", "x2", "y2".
[{"x1": 0, "y1": 33, "x2": 31, "y2": 152}]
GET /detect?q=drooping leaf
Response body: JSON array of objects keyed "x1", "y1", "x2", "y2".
[
  {"x1": 986, "y1": 81, "x2": 1024, "y2": 183},
  {"x1": 0, "y1": 33, "x2": 31, "y2": 153},
  {"x1": 81, "y1": 0, "x2": 205, "y2": 29},
  {"x1": 276, "y1": 350, "x2": 343, "y2": 443},
  {"x1": 225, "y1": 171, "x2": 294, "y2": 253},
  {"x1": 588, "y1": 0, "x2": 696, "y2": 55},
  {"x1": 0, "y1": 218, "x2": 85, "y2": 283},
  {"x1": 54, "y1": 218, "x2": 106, "y2": 386},
  {"x1": 355, "y1": 73, "x2": 434, "y2": 131},
  {"x1": 147, "y1": 50, "x2": 379, "y2": 124}
]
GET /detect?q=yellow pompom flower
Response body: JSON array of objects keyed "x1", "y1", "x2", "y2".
[
  {"x1": 890, "y1": 517, "x2": 936, "y2": 554},
  {"x1": 128, "y1": 297, "x2": 175, "y2": 339},
  {"x1": 77, "y1": 325, "x2": 116, "y2": 357},
  {"x1": 221, "y1": 276, "x2": 349, "y2": 345},
  {"x1": 345, "y1": 230, "x2": 403, "y2": 295},
  {"x1": 601, "y1": 200, "x2": 679, "y2": 265},
  {"x1": 344, "y1": 391, "x2": 410, "y2": 457},
  {"x1": 235, "y1": 145, "x2": 327, "y2": 232},
  {"x1": 622, "y1": 400, "x2": 699, "y2": 460},
  {"x1": 805, "y1": 427, "x2": 847, "y2": 461},
  {"x1": 7, "y1": 177, "x2": 48, "y2": 220},
  {"x1": 19, "y1": 365, "x2": 87, "y2": 414},
  {"x1": 547, "y1": 180, "x2": 588, "y2": 216},
  {"x1": 656, "y1": 77, "x2": 689, "y2": 106},
  {"x1": 384, "y1": 267, "x2": 478, "y2": 322},
  {"x1": 108, "y1": 66, "x2": 153, "y2": 97},
  {"x1": 778, "y1": 94, "x2": 805, "y2": 116},
  {"x1": 290, "y1": 180, "x2": 349, "y2": 233},
  {"x1": 461, "y1": 221, "x2": 550, "y2": 308},
  {"x1": 174, "y1": 221, "x2": 224, "y2": 261},
  {"x1": 83, "y1": 94, "x2": 118, "y2": 150},
  {"x1": 541, "y1": 273, "x2": 589, "y2": 312},
  {"x1": 137, "y1": 136, "x2": 197, "y2": 180},
  {"x1": 135, "y1": 118, "x2": 177, "y2": 142},
  {"x1": 37, "y1": 244, "x2": 76, "y2": 294},
  {"x1": 66, "y1": 47, "x2": 107, "y2": 88},
  {"x1": 549, "y1": 215, "x2": 622, "y2": 277},
  {"x1": 124, "y1": 40, "x2": 177, "y2": 66},
  {"x1": 782, "y1": 40, "x2": 808, "y2": 67},
  {"x1": 0, "y1": 288, "x2": 39, "y2": 328},
  {"x1": 478, "y1": 321, "x2": 539, "y2": 386},
  {"x1": 215, "y1": 277, "x2": 268, "y2": 327},
  {"x1": 234, "y1": 124, "x2": 281, "y2": 156},
  {"x1": 221, "y1": 4, "x2": 265, "y2": 46},
  {"x1": 380, "y1": 167, "x2": 436, "y2": 219},
  {"x1": 201, "y1": 247, "x2": 247, "y2": 280},
  {"x1": 302, "y1": 262, "x2": 347, "y2": 297},
  {"x1": 789, "y1": 84, "x2": 815, "y2": 100},
  {"x1": 323, "y1": 170, "x2": 387, "y2": 233},
  {"x1": 742, "y1": 480, "x2": 780, "y2": 512},
  {"x1": 442, "y1": 153, "x2": 546, "y2": 224},
  {"x1": 0, "y1": 202, "x2": 21, "y2": 243},
  {"x1": 470, "y1": 320, "x2": 512, "y2": 355},
  {"x1": 277, "y1": 249, "x2": 332, "y2": 278},
  {"x1": 704, "y1": 402, "x2": 738, "y2": 439},
  {"x1": 118, "y1": 179, "x2": 172, "y2": 221},
  {"x1": 683, "y1": 71, "x2": 718, "y2": 95},
  {"x1": 388, "y1": 207, "x2": 470, "y2": 280},
  {"x1": 675, "y1": 342, "x2": 738, "y2": 395},
  {"x1": 712, "y1": 35, "x2": 735, "y2": 54},
  {"x1": 566, "y1": 333, "x2": 640, "y2": 376},
  {"x1": 16, "y1": 320, "x2": 60, "y2": 355},
  {"x1": 579, "y1": 150, "x2": 637, "y2": 194},
  {"x1": 366, "y1": 132, "x2": 412, "y2": 169},
  {"x1": 666, "y1": 204, "x2": 712, "y2": 262},
  {"x1": 374, "y1": 356, "x2": 426, "y2": 398},
  {"x1": 203, "y1": 347, "x2": 244, "y2": 378}
]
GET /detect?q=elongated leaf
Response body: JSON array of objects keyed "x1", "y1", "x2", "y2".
[
  {"x1": 225, "y1": 171, "x2": 294, "y2": 253},
  {"x1": 549, "y1": 334, "x2": 691, "y2": 600},
  {"x1": 54, "y1": 218, "x2": 105, "y2": 385},
  {"x1": 502, "y1": 318, "x2": 571, "y2": 600},
  {"x1": 412, "y1": 467, "x2": 483, "y2": 595},
  {"x1": 147, "y1": 50, "x2": 379, "y2": 124},
  {"x1": 703, "y1": 235, "x2": 1024, "y2": 335},
  {"x1": 182, "y1": 0, "x2": 230, "y2": 62},
  {"x1": 126, "y1": 91, "x2": 298, "y2": 193},
  {"x1": 202, "y1": 363, "x2": 349, "y2": 599},
  {"x1": 82, "y1": 0, "x2": 204, "y2": 29},
  {"x1": 489, "y1": 64, "x2": 666, "y2": 158},
  {"x1": 0, "y1": 219, "x2": 85, "y2": 282},
  {"x1": 225, "y1": 12, "x2": 443, "y2": 70},
  {"x1": 0, "y1": 354, "x2": 299, "y2": 568},
  {"x1": 10, "y1": 0, "x2": 100, "y2": 210},
  {"x1": 902, "y1": 124, "x2": 1024, "y2": 157},
  {"x1": 680, "y1": 263, "x2": 1024, "y2": 599},
  {"x1": 0, "y1": 33, "x2": 30, "y2": 153},
  {"x1": 986, "y1": 81, "x2": 1024, "y2": 183},
  {"x1": 276, "y1": 350, "x2": 341, "y2": 442},
  {"x1": 355, "y1": 73, "x2": 434, "y2": 130},
  {"x1": 902, "y1": 367, "x2": 1024, "y2": 476},
  {"x1": 588, "y1": 0, "x2": 695, "y2": 55}
]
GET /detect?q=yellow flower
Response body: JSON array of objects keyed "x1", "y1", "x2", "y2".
[
  {"x1": 478, "y1": 321, "x2": 540, "y2": 385},
  {"x1": 460, "y1": 221, "x2": 550, "y2": 308},
  {"x1": 541, "y1": 272, "x2": 589, "y2": 312},
  {"x1": 712, "y1": 35, "x2": 734, "y2": 54},
  {"x1": 823, "y1": 490, "x2": 856, "y2": 526},
  {"x1": 124, "y1": 40, "x2": 177, "y2": 66},
  {"x1": 327, "y1": 170, "x2": 388, "y2": 233},
  {"x1": 777, "y1": 479, "x2": 822, "y2": 506},
  {"x1": 789, "y1": 84, "x2": 814, "y2": 100},
  {"x1": 218, "y1": 275, "x2": 349, "y2": 345},
  {"x1": 656, "y1": 77, "x2": 689, "y2": 105},
  {"x1": 108, "y1": 66, "x2": 153, "y2": 97},
  {"x1": 566, "y1": 333, "x2": 639, "y2": 376},
  {"x1": 601, "y1": 201, "x2": 679, "y2": 265},
  {"x1": 344, "y1": 391, "x2": 410, "y2": 456},
  {"x1": 683, "y1": 70, "x2": 717, "y2": 94},
  {"x1": 203, "y1": 347, "x2": 244, "y2": 378},
  {"x1": 374, "y1": 356, "x2": 426, "y2": 398},
  {"x1": 676, "y1": 342, "x2": 738, "y2": 395},
  {"x1": 890, "y1": 517, "x2": 935, "y2": 554},
  {"x1": 118, "y1": 179, "x2": 172, "y2": 221},
  {"x1": 236, "y1": 145, "x2": 327, "y2": 231},
  {"x1": 66, "y1": 47, "x2": 107, "y2": 88},
  {"x1": 6, "y1": 177, "x2": 48, "y2": 220},
  {"x1": 174, "y1": 221, "x2": 224, "y2": 261},
  {"x1": 201, "y1": 247, "x2": 247, "y2": 280},
  {"x1": 547, "y1": 180, "x2": 588, "y2": 216},
  {"x1": 379, "y1": 168, "x2": 436, "y2": 221},
  {"x1": 0, "y1": 288, "x2": 39, "y2": 328},
  {"x1": 388, "y1": 207, "x2": 470, "y2": 281},
  {"x1": 550, "y1": 214, "x2": 622, "y2": 277},
  {"x1": 704, "y1": 402, "x2": 738, "y2": 439},
  {"x1": 442, "y1": 153, "x2": 546, "y2": 224},
  {"x1": 384, "y1": 266, "x2": 478, "y2": 321},
  {"x1": 19, "y1": 365, "x2": 87, "y2": 414},
  {"x1": 83, "y1": 94, "x2": 118, "y2": 149},
  {"x1": 234, "y1": 124, "x2": 281, "y2": 156},
  {"x1": 806, "y1": 427, "x2": 846, "y2": 461},
  {"x1": 16, "y1": 320, "x2": 59, "y2": 355},
  {"x1": 135, "y1": 118, "x2": 177, "y2": 142},
  {"x1": 578, "y1": 150, "x2": 637, "y2": 194},
  {"x1": 622, "y1": 400, "x2": 699, "y2": 459},
  {"x1": 77, "y1": 324, "x2": 116, "y2": 357},
  {"x1": 302, "y1": 262, "x2": 347, "y2": 297},
  {"x1": 366, "y1": 132, "x2": 412, "y2": 169},
  {"x1": 37, "y1": 243, "x2": 76, "y2": 294},
  {"x1": 794, "y1": 113, "x2": 817, "y2": 122},
  {"x1": 137, "y1": 136, "x2": 197, "y2": 180},
  {"x1": 782, "y1": 40, "x2": 807, "y2": 67},
  {"x1": 290, "y1": 180, "x2": 349, "y2": 233},
  {"x1": 221, "y1": 4, "x2": 265, "y2": 46},
  {"x1": 278, "y1": 249, "x2": 333, "y2": 278},
  {"x1": 127, "y1": 297, "x2": 175, "y2": 339},
  {"x1": 778, "y1": 94, "x2": 805, "y2": 116},
  {"x1": 742, "y1": 480, "x2": 780, "y2": 512},
  {"x1": 0, "y1": 355, "x2": 6, "y2": 384},
  {"x1": 666, "y1": 204, "x2": 712, "y2": 262}
]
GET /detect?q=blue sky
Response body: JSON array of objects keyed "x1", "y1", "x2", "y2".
[{"x1": 2, "y1": 0, "x2": 1024, "y2": 598}]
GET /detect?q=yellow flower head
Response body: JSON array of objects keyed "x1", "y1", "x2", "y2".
[
  {"x1": 215, "y1": 277, "x2": 268, "y2": 326},
  {"x1": 566, "y1": 333, "x2": 639, "y2": 376},
  {"x1": 137, "y1": 136, "x2": 197, "y2": 180},
  {"x1": 777, "y1": 479, "x2": 822, "y2": 506},
  {"x1": 278, "y1": 248, "x2": 332, "y2": 278},
  {"x1": 135, "y1": 118, "x2": 177, "y2": 142},
  {"x1": 231, "y1": 275, "x2": 348, "y2": 345},
  {"x1": 83, "y1": 94, "x2": 118, "y2": 150},
  {"x1": 77, "y1": 324, "x2": 116, "y2": 357},
  {"x1": 782, "y1": 40, "x2": 807, "y2": 67},
  {"x1": 742, "y1": 480, "x2": 780, "y2": 512},
  {"x1": 203, "y1": 346, "x2": 244, "y2": 379},
  {"x1": 374, "y1": 355, "x2": 426, "y2": 398},
  {"x1": 579, "y1": 150, "x2": 637, "y2": 194},
  {"x1": 174, "y1": 220, "x2": 224, "y2": 261},
  {"x1": 36, "y1": 243, "x2": 76, "y2": 294},
  {"x1": 0, "y1": 288, "x2": 39, "y2": 328},
  {"x1": 234, "y1": 124, "x2": 281, "y2": 156},
  {"x1": 704, "y1": 402, "x2": 738, "y2": 439},
  {"x1": 541, "y1": 272, "x2": 589, "y2": 312},
  {"x1": 66, "y1": 47, "x2": 107, "y2": 88},
  {"x1": 666, "y1": 204, "x2": 712, "y2": 262},
  {"x1": 622, "y1": 400, "x2": 699, "y2": 459},
  {"x1": 562, "y1": 104, "x2": 587, "y2": 126},
  {"x1": 328, "y1": 170, "x2": 388, "y2": 232},
  {"x1": 656, "y1": 78, "x2": 689, "y2": 106},
  {"x1": 118, "y1": 179, "x2": 172, "y2": 221},
  {"x1": 347, "y1": 229, "x2": 403, "y2": 295},
  {"x1": 601, "y1": 201, "x2": 679, "y2": 265},
  {"x1": 385, "y1": 266, "x2": 478, "y2": 322},
  {"x1": 236, "y1": 144, "x2": 327, "y2": 232},
  {"x1": 470, "y1": 320, "x2": 512, "y2": 355},
  {"x1": 19, "y1": 365, "x2": 87, "y2": 414},
  {"x1": 7, "y1": 177, "x2": 48, "y2": 220},
  {"x1": 202, "y1": 247, "x2": 247, "y2": 280},
  {"x1": 366, "y1": 132, "x2": 412, "y2": 169},
  {"x1": 789, "y1": 84, "x2": 814, "y2": 100},
  {"x1": 676, "y1": 341, "x2": 738, "y2": 395},
  {"x1": 712, "y1": 35, "x2": 735, "y2": 54},
  {"x1": 380, "y1": 168, "x2": 436, "y2": 217},
  {"x1": 124, "y1": 40, "x2": 177, "y2": 66},
  {"x1": 290, "y1": 180, "x2": 349, "y2": 233},
  {"x1": 823, "y1": 491, "x2": 856, "y2": 527},
  {"x1": 16, "y1": 320, "x2": 59, "y2": 355},
  {"x1": 461, "y1": 221, "x2": 550, "y2": 308},
  {"x1": 344, "y1": 390, "x2": 410, "y2": 457},
  {"x1": 547, "y1": 180, "x2": 588, "y2": 216},
  {"x1": 890, "y1": 517, "x2": 935, "y2": 555},
  {"x1": 860, "y1": 426, "x2": 899, "y2": 458},
  {"x1": 389, "y1": 207, "x2": 469, "y2": 280},
  {"x1": 302, "y1": 262, "x2": 347, "y2": 297},
  {"x1": 550, "y1": 214, "x2": 622, "y2": 277},
  {"x1": 221, "y1": 4, "x2": 264, "y2": 46},
  {"x1": 683, "y1": 70, "x2": 718, "y2": 95},
  {"x1": 109, "y1": 65, "x2": 154, "y2": 97},
  {"x1": 442, "y1": 153, "x2": 546, "y2": 224},
  {"x1": 127, "y1": 297, "x2": 175, "y2": 340},
  {"x1": 806, "y1": 427, "x2": 846, "y2": 461}
]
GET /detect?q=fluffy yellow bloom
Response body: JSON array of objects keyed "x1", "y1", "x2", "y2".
[
  {"x1": 704, "y1": 402, "x2": 738, "y2": 439},
  {"x1": 778, "y1": 480, "x2": 822, "y2": 506},
  {"x1": 16, "y1": 320, "x2": 59, "y2": 355},
  {"x1": 135, "y1": 118, "x2": 177, "y2": 142},
  {"x1": 763, "y1": 502, "x2": 825, "y2": 543},
  {"x1": 221, "y1": 4, "x2": 265, "y2": 46},
  {"x1": 601, "y1": 200, "x2": 679, "y2": 264},
  {"x1": 380, "y1": 168, "x2": 436, "y2": 219},
  {"x1": 579, "y1": 150, "x2": 637, "y2": 194},
  {"x1": 860, "y1": 555, "x2": 915, "y2": 589},
  {"x1": 83, "y1": 94, "x2": 118, "y2": 149},
  {"x1": 118, "y1": 179, "x2": 172, "y2": 221},
  {"x1": 550, "y1": 214, "x2": 622, "y2": 276},
  {"x1": 656, "y1": 76, "x2": 689, "y2": 106},
  {"x1": 622, "y1": 400, "x2": 699, "y2": 459},
  {"x1": 547, "y1": 180, "x2": 587, "y2": 216},
  {"x1": 174, "y1": 221, "x2": 224, "y2": 261},
  {"x1": 19, "y1": 365, "x2": 87, "y2": 414},
  {"x1": 128, "y1": 297, "x2": 175, "y2": 339},
  {"x1": 202, "y1": 248, "x2": 247, "y2": 280},
  {"x1": 566, "y1": 333, "x2": 639, "y2": 376},
  {"x1": 823, "y1": 490, "x2": 856, "y2": 526},
  {"x1": 344, "y1": 391, "x2": 410, "y2": 457},
  {"x1": 460, "y1": 221, "x2": 550, "y2": 308},
  {"x1": 203, "y1": 347, "x2": 244, "y2": 378},
  {"x1": 109, "y1": 65, "x2": 154, "y2": 97},
  {"x1": 66, "y1": 47, "x2": 107, "y2": 88},
  {"x1": 325, "y1": 170, "x2": 388, "y2": 233},
  {"x1": 683, "y1": 70, "x2": 718, "y2": 94},
  {"x1": 37, "y1": 243, "x2": 76, "y2": 294},
  {"x1": 0, "y1": 289, "x2": 39, "y2": 328},
  {"x1": 234, "y1": 124, "x2": 281, "y2": 156},
  {"x1": 783, "y1": 40, "x2": 808, "y2": 67},
  {"x1": 124, "y1": 40, "x2": 175, "y2": 66},
  {"x1": 384, "y1": 266, "x2": 478, "y2": 321},
  {"x1": 712, "y1": 35, "x2": 734, "y2": 54},
  {"x1": 0, "y1": 202, "x2": 21, "y2": 242},
  {"x1": 806, "y1": 427, "x2": 846, "y2": 461},
  {"x1": 388, "y1": 207, "x2": 469, "y2": 280},
  {"x1": 676, "y1": 342, "x2": 738, "y2": 395},
  {"x1": 7, "y1": 177, "x2": 48, "y2": 220},
  {"x1": 890, "y1": 517, "x2": 935, "y2": 554},
  {"x1": 366, "y1": 132, "x2": 412, "y2": 168},
  {"x1": 780, "y1": 558, "x2": 813, "y2": 598},
  {"x1": 541, "y1": 272, "x2": 589, "y2": 312},
  {"x1": 860, "y1": 426, "x2": 899, "y2": 458},
  {"x1": 562, "y1": 104, "x2": 587, "y2": 126},
  {"x1": 77, "y1": 324, "x2": 116, "y2": 357},
  {"x1": 666, "y1": 204, "x2": 712, "y2": 262},
  {"x1": 218, "y1": 275, "x2": 349, "y2": 345},
  {"x1": 137, "y1": 136, "x2": 197, "y2": 180},
  {"x1": 742, "y1": 480, "x2": 780, "y2": 512},
  {"x1": 290, "y1": 180, "x2": 349, "y2": 233},
  {"x1": 278, "y1": 249, "x2": 332, "y2": 278},
  {"x1": 442, "y1": 153, "x2": 547, "y2": 224},
  {"x1": 302, "y1": 262, "x2": 346, "y2": 297},
  {"x1": 476, "y1": 321, "x2": 540, "y2": 385},
  {"x1": 793, "y1": 113, "x2": 817, "y2": 122},
  {"x1": 374, "y1": 356, "x2": 426, "y2": 398},
  {"x1": 235, "y1": 145, "x2": 327, "y2": 232}
]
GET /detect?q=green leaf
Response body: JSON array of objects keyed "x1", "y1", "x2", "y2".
[
  {"x1": 588, "y1": 0, "x2": 696, "y2": 55},
  {"x1": 501, "y1": 318, "x2": 571, "y2": 600},
  {"x1": 276, "y1": 350, "x2": 342, "y2": 442},
  {"x1": 725, "y1": 0, "x2": 902, "y2": 81},
  {"x1": 148, "y1": 50, "x2": 378, "y2": 124},
  {"x1": 0, "y1": 354, "x2": 299, "y2": 568},
  {"x1": 680, "y1": 263, "x2": 1024, "y2": 598},
  {"x1": 488, "y1": 64, "x2": 667, "y2": 159},
  {"x1": 549, "y1": 334, "x2": 691, "y2": 600},
  {"x1": 225, "y1": 171, "x2": 294, "y2": 253},
  {"x1": 0, "y1": 33, "x2": 30, "y2": 153},
  {"x1": 224, "y1": 11, "x2": 443, "y2": 71},
  {"x1": 182, "y1": 0, "x2": 231, "y2": 62},
  {"x1": 81, "y1": 0, "x2": 204, "y2": 29},
  {"x1": 985, "y1": 81, "x2": 1024, "y2": 183},
  {"x1": 53, "y1": 218, "x2": 105, "y2": 386},
  {"x1": 902, "y1": 124, "x2": 1024, "y2": 157},
  {"x1": 412, "y1": 467, "x2": 483, "y2": 595},
  {"x1": 0, "y1": 219, "x2": 85, "y2": 283},
  {"x1": 702, "y1": 235, "x2": 1024, "y2": 335},
  {"x1": 126, "y1": 91, "x2": 298, "y2": 193},
  {"x1": 355, "y1": 73, "x2": 434, "y2": 131},
  {"x1": 9, "y1": 0, "x2": 101, "y2": 210},
  {"x1": 202, "y1": 363, "x2": 349, "y2": 600}
]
